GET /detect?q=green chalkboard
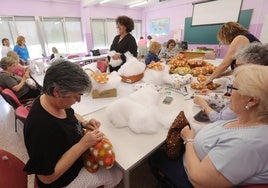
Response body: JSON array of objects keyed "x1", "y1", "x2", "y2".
[{"x1": 184, "y1": 9, "x2": 253, "y2": 44}]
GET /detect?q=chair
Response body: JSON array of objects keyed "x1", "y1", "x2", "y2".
[
  {"x1": 0, "y1": 149, "x2": 28, "y2": 188},
  {"x1": 1, "y1": 88, "x2": 30, "y2": 132}
]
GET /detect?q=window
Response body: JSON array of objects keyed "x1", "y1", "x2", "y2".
[
  {"x1": 0, "y1": 15, "x2": 85, "y2": 59},
  {"x1": 0, "y1": 17, "x2": 16, "y2": 49},
  {"x1": 41, "y1": 17, "x2": 85, "y2": 56},
  {"x1": 91, "y1": 18, "x2": 142, "y2": 50},
  {"x1": 14, "y1": 16, "x2": 43, "y2": 59}
]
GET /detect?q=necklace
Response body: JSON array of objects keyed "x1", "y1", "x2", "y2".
[{"x1": 225, "y1": 120, "x2": 266, "y2": 128}]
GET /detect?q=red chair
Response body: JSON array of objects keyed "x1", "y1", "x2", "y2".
[
  {"x1": 67, "y1": 54, "x2": 80, "y2": 59},
  {"x1": 0, "y1": 149, "x2": 28, "y2": 188},
  {"x1": 1, "y1": 88, "x2": 31, "y2": 132}
]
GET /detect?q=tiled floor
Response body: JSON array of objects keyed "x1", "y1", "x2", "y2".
[{"x1": 0, "y1": 95, "x2": 157, "y2": 188}]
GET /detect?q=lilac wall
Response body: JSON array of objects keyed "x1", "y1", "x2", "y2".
[
  {"x1": 1, "y1": 0, "x2": 267, "y2": 57},
  {"x1": 80, "y1": 5, "x2": 142, "y2": 52},
  {"x1": 0, "y1": 0, "x2": 81, "y2": 17},
  {"x1": 142, "y1": 0, "x2": 267, "y2": 43}
]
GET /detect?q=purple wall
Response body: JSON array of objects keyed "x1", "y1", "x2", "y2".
[{"x1": 1, "y1": 0, "x2": 267, "y2": 57}]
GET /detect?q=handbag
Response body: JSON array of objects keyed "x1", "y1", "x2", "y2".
[
  {"x1": 165, "y1": 111, "x2": 191, "y2": 159},
  {"x1": 91, "y1": 49, "x2": 101, "y2": 56}
]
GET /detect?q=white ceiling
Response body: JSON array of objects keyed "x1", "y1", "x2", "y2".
[{"x1": 80, "y1": 0, "x2": 171, "y2": 8}]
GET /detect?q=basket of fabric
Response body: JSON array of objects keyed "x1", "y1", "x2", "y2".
[{"x1": 121, "y1": 73, "x2": 144, "y2": 83}]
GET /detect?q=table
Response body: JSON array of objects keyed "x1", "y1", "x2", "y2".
[
  {"x1": 72, "y1": 82, "x2": 135, "y2": 116},
  {"x1": 31, "y1": 59, "x2": 224, "y2": 187},
  {"x1": 83, "y1": 86, "x2": 203, "y2": 188},
  {"x1": 69, "y1": 54, "x2": 107, "y2": 65}
]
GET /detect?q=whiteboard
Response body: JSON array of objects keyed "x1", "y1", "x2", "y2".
[
  {"x1": 260, "y1": 14, "x2": 268, "y2": 43},
  {"x1": 192, "y1": 0, "x2": 243, "y2": 26}
]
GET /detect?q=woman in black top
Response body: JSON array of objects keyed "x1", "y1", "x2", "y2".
[
  {"x1": 108, "y1": 15, "x2": 137, "y2": 72},
  {"x1": 24, "y1": 60, "x2": 122, "y2": 187},
  {"x1": 206, "y1": 22, "x2": 260, "y2": 84}
]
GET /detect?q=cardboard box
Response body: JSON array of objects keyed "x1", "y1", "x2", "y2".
[
  {"x1": 180, "y1": 51, "x2": 205, "y2": 60},
  {"x1": 92, "y1": 88, "x2": 117, "y2": 98}
]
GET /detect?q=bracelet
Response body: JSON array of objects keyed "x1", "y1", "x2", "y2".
[{"x1": 183, "y1": 138, "x2": 194, "y2": 145}]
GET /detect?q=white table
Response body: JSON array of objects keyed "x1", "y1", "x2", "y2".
[
  {"x1": 69, "y1": 54, "x2": 107, "y2": 65},
  {"x1": 72, "y1": 82, "x2": 135, "y2": 116},
  {"x1": 83, "y1": 86, "x2": 203, "y2": 188},
  {"x1": 31, "y1": 59, "x2": 224, "y2": 187}
]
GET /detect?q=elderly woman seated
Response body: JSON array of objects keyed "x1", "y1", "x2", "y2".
[
  {"x1": 194, "y1": 42, "x2": 268, "y2": 122},
  {"x1": 0, "y1": 56, "x2": 40, "y2": 100},
  {"x1": 158, "y1": 39, "x2": 180, "y2": 62},
  {"x1": 23, "y1": 60, "x2": 122, "y2": 187},
  {"x1": 149, "y1": 64, "x2": 268, "y2": 187}
]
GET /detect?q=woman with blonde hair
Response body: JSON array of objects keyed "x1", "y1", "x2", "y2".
[
  {"x1": 13, "y1": 35, "x2": 30, "y2": 65},
  {"x1": 145, "y1": 41, "x2": 162, "y2": 65},
  {"x1": 206, "y1": 22, "x2": 260, "y2": 84},
  {"x1": 150, "y1": 64, "x2": 268, "y2": 187}
]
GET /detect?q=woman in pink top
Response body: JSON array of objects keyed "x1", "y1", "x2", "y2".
[{"x1": 138, "y1": 36, "x2": 148, "y2": 58}]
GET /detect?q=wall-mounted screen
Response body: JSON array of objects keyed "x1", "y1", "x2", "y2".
[{"x1": 192, "y1": 0, "x2": 243, "y2": 26}]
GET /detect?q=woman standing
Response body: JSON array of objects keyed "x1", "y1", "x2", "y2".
[
  {"x1": 108, "y1": 15, "x2": 137, "y2": 72},
  {"x1": 206, "y1": 22, "x2": 260, "y2": 83},
  {"x1": 1, "y1": 38, "x2": 12, "y2": 58},
  {"x1": 13, "y1": 35, "x2": 30, "y2": 65}
]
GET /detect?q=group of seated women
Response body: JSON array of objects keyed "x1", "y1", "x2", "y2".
[
  {"x1": 2, "y1": 20, "x2": 267, "y2": 188},
  {"x1": 148, "y1": 21, "x2": 268, "y2": 187}
]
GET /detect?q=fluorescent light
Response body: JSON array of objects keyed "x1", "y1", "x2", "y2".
[
  {"x1": 129, "y1": 0, "x2": 148, "y2": 8},
  {"x1": 99, "y1": 0, "x2": 112, "y2": 4}
]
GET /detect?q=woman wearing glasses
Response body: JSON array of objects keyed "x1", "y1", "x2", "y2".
[
  {"x1": 149, "y1": 64, "x2": 268, "y2": 187},
  {"x1": 193, "y1": 42, "x2": 268, "y2": 122}
]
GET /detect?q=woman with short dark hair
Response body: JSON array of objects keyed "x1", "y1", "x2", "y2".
[
  {"x1": 24, "y1": 59, "x2": 123, "y2": 188},
  {"x1": 108, "y1": 15, "x2": 138, "y2": 72}
]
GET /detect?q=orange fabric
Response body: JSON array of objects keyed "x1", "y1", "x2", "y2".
[{"x1": 83, "y1": 132, "x2": 115, "y2": 173}]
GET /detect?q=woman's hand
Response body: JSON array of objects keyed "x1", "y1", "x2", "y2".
[
  {"x1": 199, "y1": 89, "x2": 211, "y2": 95},
  {"x1": 80, "y1": 129, "x2": 104, "y2": 149},
  {"x1": 23, "y1": 68, "x2": 30, "y2": 79},
  {"x1": 112, "y1": 53, "x2": 121, "y2": 60},
  {"x1": 83, "y1": 119, "x2": 100, "y2": 130},
  {"x1": 194, "y1": 96, "x2": 208, "y2": 107},
  {"x1": 180, "y1": 125, "x2": 195, "y2": 140}
]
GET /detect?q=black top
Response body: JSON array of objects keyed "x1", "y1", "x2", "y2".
[
  {"x1": 231, "y1": 33, "x2": 260, "y2": 70},
  {"x1": 109, "y1": 33, "x2": 137, "y2": 72},
  {"x1": 23, "y1": 96, "x2": 83, "y2": 188}
]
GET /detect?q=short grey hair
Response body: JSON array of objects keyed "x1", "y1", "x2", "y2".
[
  {"x1": 0, "y1": 57, "x2": 17, "y2": 70},
  {"x1": 42, "y1": 59, "x2": 92, "y2": 96},
  {"x1": 234, "y1": 64, "x2": 268, "y2": 121},
  {"x1": 234, "y1": 42, "x2": 268, "y2": 66}
]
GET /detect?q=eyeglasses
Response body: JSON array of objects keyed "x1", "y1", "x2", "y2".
[{"x1": 224, "y1": 84, "x2": 238, "y2": 96}]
